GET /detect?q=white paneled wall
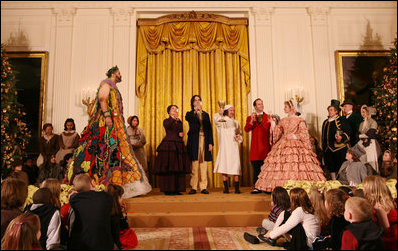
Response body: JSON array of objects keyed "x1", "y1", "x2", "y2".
[{"x1": 1, "y1": 1, "x2": 397, "y2": 141}]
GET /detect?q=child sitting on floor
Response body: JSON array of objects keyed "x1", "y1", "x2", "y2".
[
  {"x1": 260, "y1": 186, "x2": 291, "y2": 232},
  {"x1": 1, "y1": 213, "x2": 42, "y2": 250},
  {"x1": 106, "y1": 184, "x2": 138, "y2": 250},
  {"x1": 312, "y1": 188, "x2": 350, "y2": 250},
  {"x1": 341, "y1": 197, "x2": 384, "y2": 250},
  {"x1": 25, "y1": 188, "x2": 61, "y2": 250},
  {"x1": 363, "y1": 175, "x2": 397, "y2": 250},
  {"x1": 263, "y1": 188, "x2": 320, "y2": 250}
]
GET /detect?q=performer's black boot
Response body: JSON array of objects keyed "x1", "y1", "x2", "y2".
[
  {"x1": 223, "y1": 181, "x2": 229, "y2": 193},
  {"x1": 234, "y1": 181, "x2": 241, "y2": 194}
]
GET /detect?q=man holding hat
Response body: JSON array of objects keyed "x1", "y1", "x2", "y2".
[
  {"x1": 321, "y1": 99, "x2": 352, "y2": 180},
  {"x1": 341, "y1": 99, "x2": 363, "y2": 146}
]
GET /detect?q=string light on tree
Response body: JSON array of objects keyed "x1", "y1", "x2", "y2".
[
  {"x1": 1, "y1": 44, "x2": 31, "y2": 177},
  {"x1": 372, "y1": 38, "x2": 397, "y2": 154}
]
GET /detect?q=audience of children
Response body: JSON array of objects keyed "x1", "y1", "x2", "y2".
[
  {"x1": 25, "y1": 187, "x2": 61, "y2": 250},
  {"x1": 41, "y1": 178, "x2": 62, "y2": 209},
  {"x1": 67, "y1": 174, "x2": 116, "y2": 250},
  {"x1": 60, "y1": 153, "x2": 74, "y2": 183},
  {"x1": 323, "y1": 188, "x2": 350, "y2": 250},
  {"x1": 22, "y1": 156, "x2": 39, "y2": 185},
  {"x1": 263, "y1": 188, "x2": 320, "y2": 249},
  {"x1": 363, "y1": 175, "x2": 397, "y2": 250},
  {"x1": 106, "y1": 184, "x2": 138, "y2": 250},
  {"x1": 1, "y1": 212, "x2": 42, "y2": 250},
  {"x1": 379, "y1": 150, "x2": 397, "y2": 180},
  {"x1": 260, "y1": 186, "x2": 291, "y2": 232},
  {"x1": 309, "y1": 186, "x2": 330, "y2": 236},
  {"x1": 341, "y1": 197, "x2": 384, "y2": 250},
  {"x1": 1, "y1": 178, "x2": 28, "y2": 239},
  {"x1": 7, "y1": 160, "x2": 29, "y2": 186},
  {"x1": 41, "y1": 178, "x2": 69, "y2": 247},
  {"x1": 38, "y1": 154, "x2": 65, "y2": 184}
]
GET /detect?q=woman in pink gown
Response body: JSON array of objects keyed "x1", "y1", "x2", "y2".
[{"x1": 255, "y1": 100, "x2": 326, "y2": 192}]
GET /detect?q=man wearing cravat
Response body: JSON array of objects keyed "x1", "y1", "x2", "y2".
[{"x1": 341, "y1": 99, "x2": 363, "y2": 147}]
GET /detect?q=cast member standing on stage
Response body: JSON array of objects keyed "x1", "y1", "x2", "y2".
[
  {"x1": 341, "y1": 99, "x2": 362, "y2": 147},
  {"x1": 127, "y1": 116, "x2": 148, "y2": 176},
  {"x1": 68, "y1": 66, "x2": 151, "y2": 198},
  {"x1": 214, "y1": 105, "x2": 243, "y2": 194},
  {"x1": 154, "y1": 105, "x2": 191, "y2": 195},
  {"x1": 244, "y1": 98, "x2": 271, "y2": 194},
  {"x1": 37, "y1": 123, "x2": 59, "y2": 167},
  {"x1": 56, "y1": 118, "x2": 80, "y2": 164},
  {"x1": 255, "y1": 100, "x2": 326, "y2": 192},
  {"x1": 186, "y1": 95, "x2": 214, "y2": 195},
  {"x1": 354, "y1": 105, "x2": 381, "y2": 173},
  {"x1": 321, "y1": 99, "x2": 351, "y2": 180}
]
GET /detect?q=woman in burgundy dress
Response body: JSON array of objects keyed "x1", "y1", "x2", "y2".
[{"x1": 154, "y1": 105, "x2": 191, "y2": 195}]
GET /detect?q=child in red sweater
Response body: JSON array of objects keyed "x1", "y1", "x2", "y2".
[{"x1": 341, "y1": 197, "x2": 384, "y2": 250}]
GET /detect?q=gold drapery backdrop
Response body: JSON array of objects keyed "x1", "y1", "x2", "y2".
[{"x1": 136, "y1": 12, "x2": 251, "y2": 188}]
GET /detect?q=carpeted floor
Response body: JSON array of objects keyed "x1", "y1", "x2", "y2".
[{"x1": 132, "y1": 227, "x2": 286, "y2": 250}]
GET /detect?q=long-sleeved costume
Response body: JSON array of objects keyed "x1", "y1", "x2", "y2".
[
  {"x1": 321, "y1": 115, "x2": 351, "y2": 173},
  {"x1": 185, "y1": 110, "x2": 214, "y2": 191},
  {"x1": 255, "y1": 115, "x2": 325, "y2": 192},
  {"x1": 154, "y1": 116, "x2": 191, "y2": 193},
  {"x1": 213, "y1": 113, "x2": 243, "y2": 175},
  {"x1": 244, "y1": 113, "x2": 271, "y2": 185}
]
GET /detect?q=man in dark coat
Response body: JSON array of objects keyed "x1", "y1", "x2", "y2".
[
  {"x1": 341, "y1": 99, "x2": 363, "y2": 147},
  {"x1": 322, "y1": 99, "x2": 351, "y2": 180},
  {"x1": 185, "y1": 95, "x2": 214, "y2": 194}
]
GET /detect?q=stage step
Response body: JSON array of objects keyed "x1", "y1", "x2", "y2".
[{"x1": 124, "y1": 187, "x2": 272, "y2": 227}]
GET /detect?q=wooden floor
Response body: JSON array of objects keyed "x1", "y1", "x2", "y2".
[{"x1": 124, "y1": 187, "x2": 272, "y2": 228}]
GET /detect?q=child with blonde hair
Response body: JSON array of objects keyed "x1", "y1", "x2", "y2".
[
  {"x1": 362, "y1": 175, "x2": 397, "y2": 250},
  {"x1": 1, "y1": 212, "x2": 42, "y2": 250},
  {"x1": 341, "y1": 197, "x2": 384, "y2": 250},
  {"x1": 309, "y1": 186, "x2": 329, "y2": 236}
]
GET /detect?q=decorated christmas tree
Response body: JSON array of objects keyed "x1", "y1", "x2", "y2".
[
  {"x1": 372, "y1": 38, "x2": 397, "y2": 154},
  {"x1": 1, "y1": 44, "x2": 31, "y2": 177}
]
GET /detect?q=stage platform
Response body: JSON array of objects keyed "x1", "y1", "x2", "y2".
[{"x1": 125, "y1": 187, "x2": 271, "y2": 228}]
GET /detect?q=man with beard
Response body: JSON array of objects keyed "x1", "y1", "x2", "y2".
[{"x1": 68, "y1": 66, "x2": 151, "y2": 198}]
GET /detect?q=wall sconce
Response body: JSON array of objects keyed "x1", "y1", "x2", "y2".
[
  {"x1": 286, "y1": 87, "x2": 305, "y2": 113},
  {"x1": 81, "y1": 88, "x2": 96, "y2": 114}
]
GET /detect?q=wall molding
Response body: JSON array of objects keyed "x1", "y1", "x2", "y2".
[
  {"x1": 251, "y1": 7, "x2": 274, "y2": 26},
  {"x1": 110, "y1": 7, "x2": 133, "y2": 26},
  {"x1": 2, "y1": 1, "x2": 397, "y2": 9},
  {"x1": 52, "y1": 7, "x2": 76, "y2": 26},
  {"x1": 307, "y1": 7, "x2": 330, "y2": 26}
]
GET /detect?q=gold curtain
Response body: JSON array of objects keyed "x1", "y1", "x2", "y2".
[{"x1": 136, "y1": 19, "x2": 251, "y2": 188}]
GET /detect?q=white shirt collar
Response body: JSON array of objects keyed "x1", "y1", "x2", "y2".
[{"x1": 328, "y1": 115, "x2": 338, "y2": 122}]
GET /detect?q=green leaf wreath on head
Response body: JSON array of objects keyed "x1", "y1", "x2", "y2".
[{"x1": 106, "y1": 65, "x2": 119, "y2": 78}]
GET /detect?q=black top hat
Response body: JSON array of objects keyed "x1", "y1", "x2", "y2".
[
  {"x1": 329, "y1": 99, "x2": 341, "y2": 111},
  {"x1": 341, "y1": 99, "x2": 355, "y2": 106}
]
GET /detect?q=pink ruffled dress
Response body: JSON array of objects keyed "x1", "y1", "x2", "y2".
[{"x1": 255, "y1": 115, "x2": 326, "y2": 192}]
